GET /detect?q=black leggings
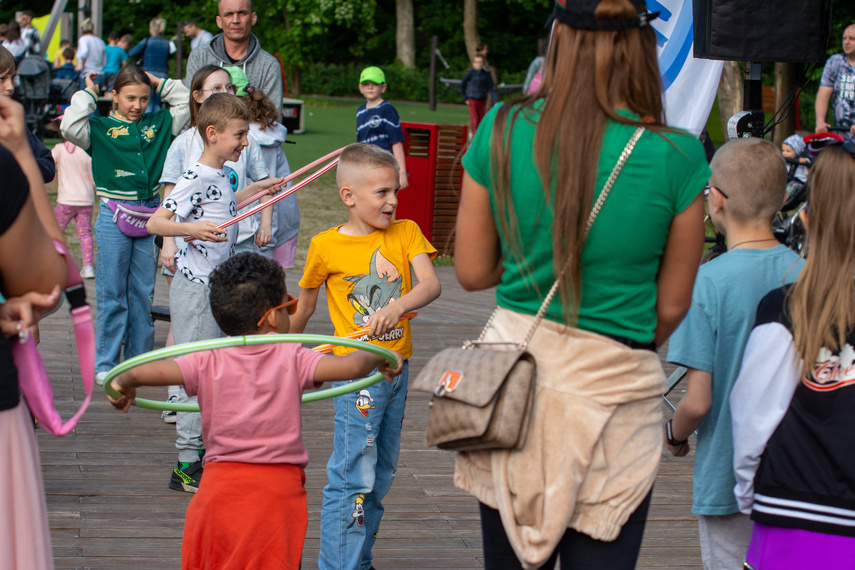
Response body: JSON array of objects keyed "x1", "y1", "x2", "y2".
[{"x1": 479, "y1": 490, "x2": 653, "y2": 570}]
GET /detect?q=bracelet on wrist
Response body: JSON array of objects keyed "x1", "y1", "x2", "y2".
[{"x1": 666, "y1": 419, "x2": 688, "y2": 447}]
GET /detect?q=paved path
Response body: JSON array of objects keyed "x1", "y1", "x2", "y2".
[{"x1": 37, "y1": 267, "x2": 699, "y2": 568}]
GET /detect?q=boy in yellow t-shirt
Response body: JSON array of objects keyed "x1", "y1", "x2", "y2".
[
  {"x1": 291, "y1": 142, "x2": 441, "y2": 570},
  {"x1": 52, "y1": 39, "x2": 77, "y2": 68}
]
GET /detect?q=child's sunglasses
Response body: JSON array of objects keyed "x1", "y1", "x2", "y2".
[{"x1": 256, "y1": 294, "x2": 298, "y2": 327}]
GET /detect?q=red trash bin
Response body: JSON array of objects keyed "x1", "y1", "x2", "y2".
[{"x1": 397, "y1": 122, "x2": 468, "y2": 254}]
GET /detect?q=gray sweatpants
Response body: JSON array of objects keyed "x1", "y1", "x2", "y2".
[
  {"x1": 169, "y1": 272, "x2": 223, "y2": 463},
  {"x1": 698, "y1": 512, "x2": 753, "y2": 570}
]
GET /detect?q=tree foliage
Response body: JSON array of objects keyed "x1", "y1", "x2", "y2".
[
  {"x1": 0, "y1": 0, "x2": 550, "y2": 74},
  {"x1": 255, "y1": 0, "x2": 377, "y2": 70},
  {"x1": 0, "y1": 0, "x2": 848, "y2": 95}
]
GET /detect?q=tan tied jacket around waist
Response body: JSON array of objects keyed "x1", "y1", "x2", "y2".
[{"x1": 454, "y1": 308, "x2": 665, "y2": 569}]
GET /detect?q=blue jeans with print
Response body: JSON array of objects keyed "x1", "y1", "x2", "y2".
[
  {"x1": 94, "y1": 198, "x2": 159, "y2": 372},
  {"x1": 319, "y1": 360, "x2": 409, "y2": 570}
]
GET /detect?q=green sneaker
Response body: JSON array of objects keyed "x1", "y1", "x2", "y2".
[{"x1": 169, "y1": 460, "x2": 203, "y2": 493}]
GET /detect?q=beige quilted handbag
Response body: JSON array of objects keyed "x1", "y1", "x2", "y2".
[
  {"x1": 412, "y1": 126, "x2": 646, "y2": 452},
  {"x1": 413, "y1": 320, "x2": 537, "y2": 451}
]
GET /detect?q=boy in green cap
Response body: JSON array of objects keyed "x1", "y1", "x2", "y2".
[{"x1": 356, "y1": 66, "x2": 408, "y2": 189}]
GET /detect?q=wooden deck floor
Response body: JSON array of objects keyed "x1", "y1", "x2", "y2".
[{"x1": 37, "y1": 266, "x2": 699, "y2": 569}]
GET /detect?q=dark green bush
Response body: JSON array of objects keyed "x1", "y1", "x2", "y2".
[{"x1": 300, "y1": 61, "x2": 524, "y2": 104}]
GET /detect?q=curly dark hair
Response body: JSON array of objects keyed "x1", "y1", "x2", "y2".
[
  {"x1": 208, "y1": 253, "x2": 286, "y2": 335},
  {"x1": 240, "y1": 86, "x2": 279, "y2": 130}
]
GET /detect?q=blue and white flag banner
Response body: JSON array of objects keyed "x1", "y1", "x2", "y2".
[{"x1": 650, "y1": 0, "x2": 723, "y2": 136}]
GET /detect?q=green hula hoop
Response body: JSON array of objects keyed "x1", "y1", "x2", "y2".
[{"x1": 102, "y1": 334, "x2": 398, "y2": 412}]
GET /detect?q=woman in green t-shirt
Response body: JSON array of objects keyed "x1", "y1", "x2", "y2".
[{"x1": 453, "y1": 0, "x2": 710, "y2": 568}]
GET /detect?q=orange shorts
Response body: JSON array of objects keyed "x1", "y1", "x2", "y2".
[{"x1": 182, "y1": 462, "x2": 307, "y2": 570}]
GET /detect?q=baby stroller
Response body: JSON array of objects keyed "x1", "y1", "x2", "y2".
[
  {"x1": 44, "y1": 76, "x2": 78, "y2": 131},
  {"x1": 772, "y1": 134, "x2": 812, "y2": 255},
  {"x1": 50, "y1": 75, "x2": 77, "y2": 108},
  {"x1": 16, "y1": 56, "x2": 53, "y2": 136}
]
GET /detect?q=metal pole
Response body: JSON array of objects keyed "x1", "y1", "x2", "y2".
[
  {"x1": 77, "y1": 0, "x2": 86, "y2": 37},
  {"x1": 91, "y1": 0, "x2": 101, "y2": 37},
  {"x1": 429, "y1": 36, "x2": 438, "y2": 112},
  {"x1": 743, "y1": 62, "x2": 765, "y2": 138},
  {"x1": 744, "y1": 62, "x2": 762, "y2": 112},
  {"x1": 39, "y1": 0, "x2": 70, "y2": 54},
  {"x1": 175, "y1": 22, "x2": 183, "y2": 80}
]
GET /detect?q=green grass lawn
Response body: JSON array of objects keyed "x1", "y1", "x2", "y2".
[{"x1": 284, "y1": 97, "x2": 469, "y2": 170}]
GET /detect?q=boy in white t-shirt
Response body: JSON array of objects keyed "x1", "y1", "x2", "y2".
[{"x1": 147, "y1": 92, "x2": 282, "y2": 493}]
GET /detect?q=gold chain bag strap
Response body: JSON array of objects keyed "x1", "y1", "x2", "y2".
[{"x1": 412, "y1": 127, "x2": 646, "y2": 451}]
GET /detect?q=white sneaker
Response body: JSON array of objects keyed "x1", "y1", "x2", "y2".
[
  {"x1": 95, "y1": 371, "x2": 108, "y2": 386},
  {"x1": 81, "y1": 265, "x2": 95, "y2": 279},
  {"x1": 162, "y1": 396, "x2": 178, "y2": 424}
]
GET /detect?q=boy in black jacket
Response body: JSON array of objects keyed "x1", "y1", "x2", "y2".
[{"x1": 460, "y1": 54, "x2": 498, "y2": 136}]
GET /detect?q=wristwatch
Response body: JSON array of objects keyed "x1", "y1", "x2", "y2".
[{"x1": 666, "y1": 419, "x2": 688, "y2": 447}]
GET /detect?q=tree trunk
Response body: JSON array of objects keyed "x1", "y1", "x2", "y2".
[
  {"x1": 772, "y1": 62, "x2": 797, "y2": 146},
  {"x1": 464, "y1": 0, "x2": 479, "y2": 61},
  {"x1": 396, "y1": 0, "x2": 415, "y2": 68},
  {"x1": 292, "y1": 66, "x2": 301, "y2": 97},
  {"x1": 716, "y1": 60, "x2": 743, "y2": 141},
  {"x1": 283, "y1": 4, "x2": 299, "y2": 96}
]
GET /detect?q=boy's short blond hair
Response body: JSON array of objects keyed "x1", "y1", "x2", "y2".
[
  {"x1": 336, "y1": 142, "x2": 400, "y2": 190},
  {"x1": 0, "y1": 46, "x2": 16, "y2": 76},
  {"x1": 710, "y1": 138, "x2": 787, "y2": 224},
  {"x1": 197, "y1": 93, "x2": 250, "y2": 144}
]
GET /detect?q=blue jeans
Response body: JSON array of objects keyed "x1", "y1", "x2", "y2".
[
  {"x1": 319, "y1": 360, "x2": 409, "y2": 570},
  {"x1": 94, "y1": 198, "x2": 159, "y2": 372}
]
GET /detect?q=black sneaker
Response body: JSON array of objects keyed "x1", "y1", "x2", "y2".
[{"x1": 169, "y1": 460, "x2": 203, "y2": 493}]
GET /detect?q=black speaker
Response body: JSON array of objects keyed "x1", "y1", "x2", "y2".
[{"x1": 693, "y1": 0, "x2": 832, "y2": 63}]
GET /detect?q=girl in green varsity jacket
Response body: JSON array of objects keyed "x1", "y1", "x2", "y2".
[{"x1": 60, "y1": 66, "x2": 190, "y2": 383}]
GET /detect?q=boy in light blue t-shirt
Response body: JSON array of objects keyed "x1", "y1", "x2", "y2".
[
  {"x1": 666, "y1": 138, "x2": 805, "y2": 569},
  {"x1": 104, "y1": 32, "x2": 130, "y2": 92}
]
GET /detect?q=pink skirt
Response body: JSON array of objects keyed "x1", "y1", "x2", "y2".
[{"x1": 0, "y1": 401, "x2": 54, "y2": 569}]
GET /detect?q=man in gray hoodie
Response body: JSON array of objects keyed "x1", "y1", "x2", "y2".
[{"x1": 184, "y1": 0, "x2": 283, "y2": 117}]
